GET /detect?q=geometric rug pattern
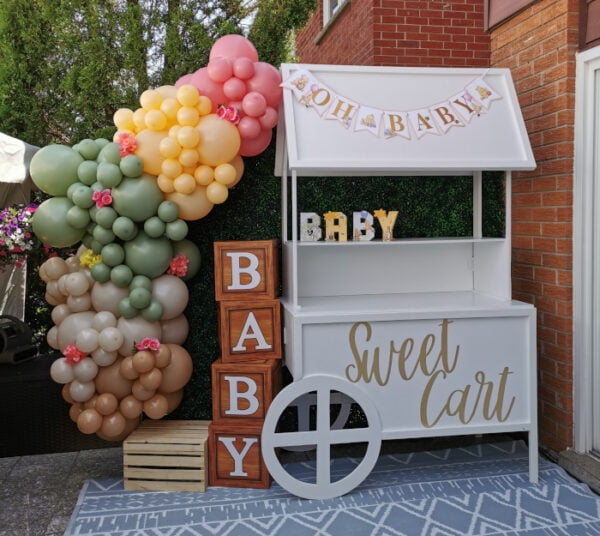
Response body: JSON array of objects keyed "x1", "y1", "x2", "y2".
[{"x1": 64, "y1": 441, "x2": 600, "y2": 536}]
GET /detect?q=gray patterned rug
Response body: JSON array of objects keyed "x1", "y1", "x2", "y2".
[{"x1": 64, "y1": 440, "x2": 600, "y2": 535}]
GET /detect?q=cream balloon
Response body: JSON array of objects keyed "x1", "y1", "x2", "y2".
[
  {"x1": 46, "y1": 326, "x2": 60, "y2": 350},
  {"x1": 76, "y1": 328, "x2": 100, "y2": 353},
  {"x1": 45, "y1": 292, "x2": 64, "y2": 306},
  {"x1": 92, "y1": 311, "x2": 118, "y2": 331},
  {"x1": 43, "y1": 256, "x2": 69, "y2": 280},
  {"x1": 69, "y1": 380, "x2": 96, "y2": 402},
  {"x1": 98, "y1": 326, "x2": 124, "y2": 353},
  {"x1": 160, "y1": 315, "x2": 189, "y2": 344},
  {"x1": 56, "y1": 311, "x2": 96, "y2": 351},
  {"x1": 91, "y1": 281, "x2": 130, "y2": 316},
  {"x1": 91, "y1": 347, "x2": 118, "y2": 367},
  {"x1": 58, "y1": 274, "x2": 70, "y2": 296},
  {"x1": 65, "y1": 272, "x2": 90, "y2": 296},
  {"x1": 67, "y1": 293, "x2": 92, "y2": 313},
  {"x1": 51, "y1": 304, "x2": 72, "y2": 326},
  {"x1": 50, "y1": 357, "x2": 75, "y2": 384},
  {"x1": 39, "y1": 263, "x2": 50, "y2": 283},
  {"x1": 116, "y1": 316, "x2": 162, "y2": 356},
  {"x1": 151, "y1": 275, "x2": 189, "y2": 320},
  {"x1": 46, "y1": 281, "x2": 61, "y2": 300},
  {"x1": 73, "y1": 358, "x2": 99, "y2": 382},
  {"x1": 65, "y1": 256, "x2": 82, "y2": 273}
]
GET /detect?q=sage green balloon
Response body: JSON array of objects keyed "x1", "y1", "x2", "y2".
[
  {"x1": 90, "y1": 181, "x2": 103, "y2": 192},
  {"x1": 101, "y1": 243, "x2": 125, "y2": 267},
  {"x1": 31, "y1": 197, "x2": 86, "y2": 247},
  {"x1": 95, "y1": 138, "x2": 110, "y2": 149},
  {"x1": 111, "y1": 175, "x2": 163, "y2": 222},
  {"x1": 143, "y1": 216, "x2": 166, "y2": 238},
  {"x1": 30, "y1": 144, "x2": 84, "y2": 196},
  {"x1": 77, "y1": 139, "x2": 101, "y2": 160},
  {"x1": 124, "y1": 231, "x2": 173, "y2": 278},
  {"x1": 110, "y1": 264, "x2": 133, "y2": 287},
  {"x1": 82, "y1": 233, "x2": 94, "y2": 249},
  {"x1": 91, "y1": 262, "x2": 111, "y2": 283},
  {"x1": 95, "y1": 207, "x2": 118, "y2": 229},
  {"x1": 89, "y1": 206, "x2": 98, "y2": 222},
  {"x1": 157, "y1": 200, "x2": 179, "y2": 223},
  {"x1": 120, "y1": 155, "x2": 143, "y2": 178},
  {"x1": 90, "y1": 239, "x2": 103, "y2": 254},
  {"x1": 66, "y1": 205, "x2": 91, "y2": 229},
  {"x1": 118, "y1": 297, "x2": 137, "y2": 319},
  {"x1": 72, "y1": 185, "x2": 94, "y2": 209},
  {"x1": 112, "y1": 216, "x2": 138, "y2": 241},
  {"x1": 97, "y1": 142, "x2": 121, "y2": 165},
  {"x1": 130, "y1": 275, "x2": 152, "y2": 291},
  {"x1": 142, "y1": 300, "x2": 164, "y2": 322},
  {"x1": 173, "y1": 239, "x2": 201, "y2": 280},
  {"x1": 129, "y1": 287, "x2": 152, "y2": 309},
  {"x1": 165, "y1": 219, "x2": 188, "y2": 241},
  {"x1": 97, "y1": 162, "x2": 123, "y2": 188},
  {"x1": 78, "y1": 160, "x2": 98, "y2": 185},
  {"x1": 93, "y1": 225, "x2": 115, "y2": 245},
  {"x1": 67, "y1": 182, "x2": 84, "y2": 201}
]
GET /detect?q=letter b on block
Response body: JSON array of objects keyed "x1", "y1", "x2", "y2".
[{"x1": 214, "y1": 240, "x2": 278, "y2": 301}]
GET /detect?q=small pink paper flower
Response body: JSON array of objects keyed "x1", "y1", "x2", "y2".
[
  {"x1": 117, "y1": 132, "x2": 138, "y2": 157},
  {"x1": 216, "y1": 104, "x2": 240, "y2": 125},
  {"x1": 64, "y1": 344, "x2": 87, "y2": 364},
  {"x1": 135, "y1": 338, "x2": 160, "y2": 351},
  {"x1": 92, "y1": 189, "x2": 113, "y2": 209},
  {"x1": 167, "y1": 253, "x2": 189, "y2": 277}
]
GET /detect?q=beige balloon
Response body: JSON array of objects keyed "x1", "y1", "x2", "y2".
[
  {"x1": 46, "y1": 326, "x2": 59, "y2": 350},
  {"x1": 67, "y1": 292, "x2": 92, "y2": 313},
  {"x1": 160, "y1": 315, "x2": 189, "y2": 345},
  {"x1": 116, "y1": 315, "x2": 162, "y2": 356},
  {"x1": 65, "y1": 272, "x2": 90, "y2": 296},
  {"x1": 65, "y1": 255, "x2": 82, "y2": 273},
  {"x1": 91, "y1": 281, "x2": 130, "y2": 317},
  {"x1": 56, "y1": 311, "x2": 96, "y2": 351},
  {"x1": 43, "y1": 256, "x2": 69, "y2": 280},
  {"x1": 151, "y1": 275, "x2": 189, "y2": 320}
]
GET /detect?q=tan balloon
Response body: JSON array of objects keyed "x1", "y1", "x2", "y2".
[
  {"x1": 99, "y1": 411, "x2": 127, "y2": 439},
  {"x1": 91, "y1": 281, "x2": 130, "y2": 317},
  {"x1": 116, "y1": 316, "x2": 161, "y2": 356},
  {"x1": 45, "y1": 292, "x2": 63, "y2": 306},
  {"x1": 135, "y1": 129, "x2": 167, "y2": 175},
  {"x1": 165, "y1": 186, "x2": 214, "y2": 221},
  {"x1": 119, "y1": 395, "x2": 144, "y2": 419},
  {"x1": 132, "y1": 350, "x2": 155, "y2": 373},
  {"x1": 94, "y1": 358, "x2": 133, "y2": 399},
  {"x1": 139, "y1": 368, "x2": 163, "y2": 391},
  {"x1": 69, "y1": 402, "x2": 84, "y2": 423},
  {"x1": 62, "y1": 383, "x2": 75, "y2": 403},
  {"x1": 151, "y1": 275, "x2": 188, "y2": 320},
  {"x1": 83, "y1": 394, "x2": 99, "y2": 409},
  {"x1": 95, "y1": 392, "x2": 119, "y2": 416},
  {"x1": 158, "y1": 344, "x2": 193, "y2": 393},
  {"x1": 164, "y1": 389, "x2": 184, "y2": 413},
  {"x1": 132, "y1": 380, "x2": 155, "y2": 401},
  {"x1": 119, "y1": 355, "x2": 140, "y2": 380},
  {"x1": 143, "y1": 394, "x2": 168, "y2": 419},
  {"x1": 154, "y1": 344, "x2": 172, "y2": 368},
  {"x1": 77, "y1": 408, "x2": 103, "y2": 434},
  {"x1": 96, "y1": 417, "x2": 139, "y2": 442}
]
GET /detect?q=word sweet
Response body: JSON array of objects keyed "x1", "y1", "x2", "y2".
[
  {"x1": 345, "y1": 320, "x2": 516, "y2": 428},
  {"x1": 301, "y1": 210, "x2": 398, "y2": 242}
]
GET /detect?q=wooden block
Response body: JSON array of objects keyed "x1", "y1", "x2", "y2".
[
  {"x1": 214, "y1": 240, "x2": 278, "y2": 301},
  {"x1": 123, "y1": 420, "x2": 210, "y2": 492},
  {"x1": 208, "y1": 421, "x2": 270, "y2": 488},
  {"x1": 218, "y1": 300, "x2": 282, "y2": 361},
  {"x1": 212, "y1": 358, "x2": 281, "y2": 424}
]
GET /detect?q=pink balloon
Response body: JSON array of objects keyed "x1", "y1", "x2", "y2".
[
  {"x1": 207, "y1": 57, "x2": 232, "y2": 83},
  {"x1": 210, "y1": 34, "x2": 258, "y2": 62},
  {"x1": 242, "y1": 91, "x2": 267, "y2": 118},
  {"x1": 259, "y1": 106, "x2": 278, "y2": 129},
  {"x1": 188, "y1": 67, "x2": 226, "y2": 111},
  {"x1": 238, "y1": 116, "x2": 261, "y2": 139},
  {"x1": 246, "y1": 62, "x2": 283, "y2": 108},
  {"x1": 175, "y1": 73, "x2": 193, "y2": 88},
  {"x1": 223, "y1": 77, "x2": 247, "y2": 101},
  {"x1": 239, "y1": 128, "x2": 272, "y2": 157},
  {"x1": 233, "y1": 57, "x2": 255, "y2": 80}
]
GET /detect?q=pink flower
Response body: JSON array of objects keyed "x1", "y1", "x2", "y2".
[
  {"x1": 167, "y1": 253, "x2": 189, "y2": 277},
  {"x1": 64, "y1": 344, "x2": 87, "y2": 364},
  {"x1": 217, "y1": 104, "x2": 240, "y2": 125},
  {"x1": 92, "y1": 189, "x2": 113, "y2": 209},
  {"x1": 117, "y1": 132, "x2": 138, "y2": 157},
  {"x1": 135, "y1": 338, "x2": 160, "y2": 351}
]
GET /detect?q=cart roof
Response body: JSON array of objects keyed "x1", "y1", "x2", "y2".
[{"x1": 275, "y1": 64, "x2": 535, "y2": 176}]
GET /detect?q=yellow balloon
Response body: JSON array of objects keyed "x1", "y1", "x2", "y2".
[
  {"x1": 140, "y1": 89, "x2": 163, "y2": 110},
  {"x1": 196, "y1": 114, "x2": 241, "y2": 166},
  {"x1": 132, "y1": 108, "x2": 147, "y2": 131},
  {"x1": 173, "y1": 173, "x2": 196, "y2": 194},
  {"x1": 206, "y1": 181, "x2": 229, "y2": 204},
  {"x1": 166, "y1": 186, "x2": 214, "y2": 221},
  {"x1": 169, "y1": 125, "x2": 181, "y2": 138},
  {"x1": 197, "y1": 96, "x2": 212, "y2": 116},
  {"x1": 214, "y1": 163, "x2": 236, "y2": 185},
  {"x1": 159, "y1": 137, "x2": 181, "y2": 159},
  {"x1": 114, "y1": 108, "x2": 135, "y2": 131},
  {"x1": 177, "y1": 126, "x2": 200, "y2": 148},
  {"x1": 177, "y1": 106, "x2": 200, "y2": 127},
  {"x1": 228, "y1": 154, "x2": 245, "y2": 188},
  {"x1": 178, "y1": 149, "x2": 199, "y2": 168},
  {"x1": 155, "y1": 85, "x2": 178, "y2": 99},
  {"x1": 135, "y1": 129, "x2": 167, "y2": 175},
  {"x1": 160, "y1": 98, "x2": 180, "y2": 121},
  {"x1": 176, "y1": 84, "x2": 200, "y2": 107},
  {"x1": 162, "y1": 158, "x2": 182, "y2": 179},
  {"x1": 194, "y1": 165, "x2": 214, "y2": 186},
  {"x1": 157, "y1": 174, "x2": 175, "y2": 193},
  {"x1": 145, "y1": 109, "x2": 168, "y2": 131}
]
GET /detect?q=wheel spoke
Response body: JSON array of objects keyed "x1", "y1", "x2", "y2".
[
  {"x1": 317, "y1": 442, "x2": 331, "y2": 487},
  {"x1": 271, "y1": 430, "x2": 318, "y2": 448},
  {"x1": 330, "y1": 427, "x2": 373, "y2": 445}
]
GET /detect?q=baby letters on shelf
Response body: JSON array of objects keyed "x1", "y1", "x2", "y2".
[{"x1": 300, "y1": 210, "x2": 398, "y2": 242}]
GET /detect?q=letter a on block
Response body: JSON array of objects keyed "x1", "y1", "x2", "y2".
[
  {"x1": 224, "y1": 376, "x2": 260, "y2": 416},
  {"x1": 232, "y1": 312, "x2": 272, "y2": 351},
  {"x1": 227, "y1": 252, "x2": 261, "y2": 290},
  {"x1": 218, "y1": 437, "x2": 258, "y2": 476}
]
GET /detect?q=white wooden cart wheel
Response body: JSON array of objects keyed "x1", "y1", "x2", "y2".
[
  {"x1": 261, "y1": 375, "x2": 382, "y2": 500},
  {"x1": 282, "y1": 391, "x2": 352, "y2": 452}
]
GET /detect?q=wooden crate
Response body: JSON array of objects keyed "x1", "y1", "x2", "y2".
[{"x1": 123, "y1": 420, "x2": 210, "y2": 492}]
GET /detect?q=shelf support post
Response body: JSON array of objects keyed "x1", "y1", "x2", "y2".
[{"x1": 473, "y1": 171, "x2": 482, "y2": 239}]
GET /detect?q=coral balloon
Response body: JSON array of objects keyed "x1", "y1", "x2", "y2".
[
  {"x1": 233, "y1": 57, "x2": 255, "y2": 80},
  {"x1": 175, "y1": 73, "x2": 193, "y2": 87},
  {"x1": 94, "y1": 358, "x2": 133, "y2": 399},
  {"x1": 207, "y1": 57, "x2": 233, "y2": 83},
  {"x1": 209, "y1": 34, "x2": 258, "y2": 62},
  {"x1": 135, "y1": 129, "x2": 167, "y2": 175},
  {"x1": 246, "y1": 62, "x2": 283, "y2": 108},
  {"x1": 143, "y1": 394, "x2": 169, "y2": 419},
  {"x1": 223, "y1": 77, "x2": 246, "y2": 101},
  {"x1": 242, "y1": 91, "x2": 267, "y2": 118},
  {"x1": 187, "y1": 68, "x2": 225, "y2": 113},
  {"x1": 77, "y1": 409, "x2": 103, "y2": 434},
  {"x1": 259, "y1": 106, "x2": 278, "y2": 129},
  {"x1": 151, "y1": 275, "x2": 189, "y2": 320},
  {"x1": 239, "y1": 127, "x2": 272, "y2": 157},
  {"x1": 238, "y1": 116, "x2": 261, "y2": 139},
  {"x1": 160, "y1": 315, "x2": 189, "y2": 345},
  {"x1": 165, "y1": 186, "x2": 214, "y2": 221},
  {"x1": 158, "y1": 344, "x2": 193, "y2": 393}
]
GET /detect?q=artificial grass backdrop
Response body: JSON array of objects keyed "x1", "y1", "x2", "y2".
[{"x1": 173, "y1": 137, "x2": 505, "y2": 420}]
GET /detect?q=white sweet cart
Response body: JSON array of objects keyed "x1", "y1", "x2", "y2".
[{"x1": 261, "y1": 64, "x2": 537, "y2": 499}]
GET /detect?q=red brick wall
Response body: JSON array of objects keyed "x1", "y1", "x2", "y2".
[
  {"x1": 296, "y1": 0, "x2": 490, "y2": 67},
  {"x1": 490, "y1": 0, "x2": 579, "y2": 453}
]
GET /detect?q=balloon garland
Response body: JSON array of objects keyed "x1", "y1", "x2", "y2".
[{"x1": 29, "y1": 35, "x2": 282, "y2": 441}]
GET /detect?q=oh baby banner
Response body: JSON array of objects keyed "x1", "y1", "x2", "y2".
[{"x1": 281, "y1": 69, "x2": 502, "y2": 140}]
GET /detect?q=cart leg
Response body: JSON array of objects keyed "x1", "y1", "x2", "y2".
[{"x1": 528, "y1": 428, "x2": 539, "y2": 483}]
